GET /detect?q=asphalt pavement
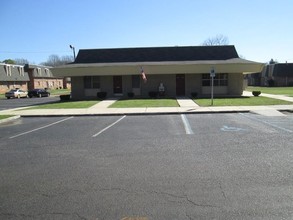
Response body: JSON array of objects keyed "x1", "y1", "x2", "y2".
[{"x1": 1, "y1": 114, "x2": 293, "y2": 219}]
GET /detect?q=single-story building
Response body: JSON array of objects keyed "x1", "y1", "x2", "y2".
[
  {"x1": 51, "y1": 45, "x2": 264, "y2": 100},
  {"x1": 0, "y1": 63, "x2": 30, "y2": 93}
]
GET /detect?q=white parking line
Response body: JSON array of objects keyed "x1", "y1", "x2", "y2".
[
  {"x1": 239, "y1": 113, "x2": 293, "y2": 133},
  {"x1": 181, "y1": 114, "x2": 194, "y2": 134},
  {"x1": 9, "y1": 117, "x2": 74, "y2": 139},
  {"x1": 92, "y1": 115, "x2": 126, "y2": 137}
]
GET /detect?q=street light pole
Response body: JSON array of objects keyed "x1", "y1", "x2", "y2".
[
  {"x1": 210, "y1": 67, "x2": 215, "y2": 106},
  {"x1": 69, "y1": 45, "x2": 76, "y2": 60}
]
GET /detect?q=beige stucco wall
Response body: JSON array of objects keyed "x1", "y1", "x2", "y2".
[
  {"x1": 70, "y1": 73, "x2": 246, "y2": 100},
  {"x1": 71, "y1": 77, "x2": 85, "y2": 100},
  {"x1": 228, "y1": 73, "x2": 243, "y2": 96},
  {"x1": 140, "y1": 74, "x2": 176, "y2": 97},
  {"x1": 186, "y1": 74, "x2": 201, "y2": 96}
]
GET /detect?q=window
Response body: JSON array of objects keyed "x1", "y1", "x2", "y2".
[
  {"x1": 36, "y1": 68, "x2": 41, "y2": 75},
  {"x1": 84, "y1": 76, "x2": 100, "y2": 89},
  {"x1": 18, "y1": 66, "x2": 24, "y2": 76},
  {"x1": 4, "y1": 65, "x2": 12, "y2": 76},
  {"x1": 92, "y1": 76, "x2": 100, "y2": 88},
  {"x1": 44, "y1": 68, "x2": 50, "y2": 76},
  {"x1": 132, "y1": 75, "x2": 140, "y2": 88},
  {"x1": 202, "y1": 73, "x2": 228, "y2": 86}
]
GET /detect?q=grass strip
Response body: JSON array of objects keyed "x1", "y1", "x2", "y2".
[
  {"x1": 110, "y1": 98, "x2": 179, "y2": 108},
  {"x1": 0, "y1": 115, "x2": 14, "y2": 120},
  {"x1": 246, "y1": 86, "x2": 293, "y2": 96},
  {"x1": 28, "y1": 100, "x2": 99, "y2": 109},
  {"x1": 194, "y1": 96, "x2": 293, "y2": 106}
]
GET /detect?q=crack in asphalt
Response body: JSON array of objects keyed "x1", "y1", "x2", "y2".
[
  {"x1": 3, "y1": 186, "x2": 222, "y2": 220},
  {"x1": 97, "y1": 187, "x2": 219, "y2": 208}
]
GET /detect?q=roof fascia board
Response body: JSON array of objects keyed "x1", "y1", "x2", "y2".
[{"x1": 52, "y1": 60, "x2": 264, "y2": 77}]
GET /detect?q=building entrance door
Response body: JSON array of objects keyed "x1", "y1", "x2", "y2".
[
  {"x1": 176, "y1": 74, "x2": 185, "y2": 96},
  {"x1": 113, "y1": 76, "x2": 123, "y2": 94}
]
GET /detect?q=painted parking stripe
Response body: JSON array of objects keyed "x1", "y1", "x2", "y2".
[
  {"x1": 9, "y1": 117, "x2": 74, "y2": 139},
  {"x1": 92, "y1": 115, "x2": 126, "y2": 137},
  {"x1": 239, "y1": 113, "x2": 293, "y2": 133},
  {"x1": 181, "y1": 114, "x2": 194, "y2": 134}
]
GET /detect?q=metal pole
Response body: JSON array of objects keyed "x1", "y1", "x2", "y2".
[
  {"x1": 211, "y1": 75, "x2": 214, "y2": 106},
  {"x1": 70, "y1": 45, "x2": 76, "y2": 60},
  {"x1": 73, "y1": 48, "x2": 76, "y2": 60},
  {"x1": 210, "y1": 67, "x2": 215, "y2": 106}
]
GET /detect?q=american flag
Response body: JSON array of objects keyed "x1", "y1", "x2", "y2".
[{"x1": 141, "y1": 67, "x2": 147, "y2": 83}]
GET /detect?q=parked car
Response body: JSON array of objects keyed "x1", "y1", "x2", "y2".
[
  {"x1": 28, "y1": 89, "x2": 50, "y2": 98},
  {"x1": 5, "y1": 89, "x2": 28, "y2": 99}
]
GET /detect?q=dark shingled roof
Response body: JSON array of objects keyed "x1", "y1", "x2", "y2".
[
  {"x1": 273, "y1": 63, "x2": 293, "y2": 77},
  {"x1": 74, "y1": 45, "x2": 239, "y2": 64}
]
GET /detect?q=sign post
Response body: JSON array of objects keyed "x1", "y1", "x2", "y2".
[{"x1": 210, "y1": 67, "x2": 215, "y2": 106}]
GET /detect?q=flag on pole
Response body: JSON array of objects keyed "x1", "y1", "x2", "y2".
[{"x1": 141, "y1": 67, "x2": 147, "y2": 83}]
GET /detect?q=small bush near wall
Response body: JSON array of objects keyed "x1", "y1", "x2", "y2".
[
  {"x1": 268, "y1": 79, "x2": 275, "y2": 87},
  {"x1": 191, "y1": 92, "x2": 198, "y2": 98},
  {"x1": 60, "y1": 94, "x2": 71, "y2": 101},
  {"x1": 97, "y1": 92, "x2": 107, "y2": 100},
  {"x1": 128, "y1": 92, "x2": 134, "y2": 98},
  {"x1": 252, "y1": 91, "x2": 261, "y2": 97},
  {"x1": 148, "y1": 91, "x2": 158, "y2": 98}
]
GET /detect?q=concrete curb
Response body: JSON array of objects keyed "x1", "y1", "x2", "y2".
[
  {"x1": 16, "y1": 110, "x2": 251, "y2": 117},
  {"x1": 0, "y1": 115, "x2": 21, "y2": 124}
]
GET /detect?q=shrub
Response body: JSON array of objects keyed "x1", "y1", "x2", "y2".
[
  {"x1": 128, "y1": 92, "x2": 134, "y2": 98},
  {"x1": 191, "y1": 92, "x2": 198, "y2": 98},
  {"x1": 267, "y1": 79, "x2": 275, "y2": 87},
  {"x1": 97, "y1": 92, "x2": 107, "y2": 100},
  {"x1": 148, "y1": 91, "x2": 158, "y2": 98},
  {"x1": 59, "y1": 94, "x2": 71, "y2": 101},
  {"x1": 252, "y1": 91, "x2": 261, "y2": 97}
]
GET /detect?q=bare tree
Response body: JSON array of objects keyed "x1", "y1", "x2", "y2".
[
  {"x1": 14, "y1": 58, "x2": 30, "y2": 65},
  {"x1": 60, "y1": 55, "x2": 74, "y2": 64},
  {"x1": 201, "y1": 34, "x2": 229, "y2": 46},
  {"x1": 41, "y1": 54, "x2": 74, "y2": 67}
]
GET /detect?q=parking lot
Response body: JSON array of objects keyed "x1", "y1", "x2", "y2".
[
  {"x1": 0, "y1": 96, "x2": 60, "y2": 111},
  {"x1": 1, "y1": 113, "x2": 293, "y2": 219}
]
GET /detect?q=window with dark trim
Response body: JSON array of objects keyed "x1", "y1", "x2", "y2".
[
  {"x1": 84, "y1": 76, "x2": 100, "y2": 89},
  {"x1": 202, "y1": 73, "x2": 228, "y2": 86}
]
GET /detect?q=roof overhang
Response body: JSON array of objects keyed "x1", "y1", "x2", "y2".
[{"x1": 51, "y1": 58, "x2": 264, "y2": 77}]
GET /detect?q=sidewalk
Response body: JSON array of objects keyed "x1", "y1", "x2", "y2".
[{"x1": 0, "y1": 93, "x2": 293, "y2": 117}]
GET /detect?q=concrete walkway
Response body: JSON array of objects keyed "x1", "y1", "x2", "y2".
[
  {"x1": 0, "y1": 93, "x2": 293, "y2": 118},
  {"x1": 89, "y1": 97, "x2": 119, "y2": 109},
  {"x1": 176, "y1": 96, "x2": 199, "y2": 108}
]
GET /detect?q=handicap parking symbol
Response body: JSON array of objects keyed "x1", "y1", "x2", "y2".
[{"x1": 221, "y1": 125, "x2": 247, "y2": 132}]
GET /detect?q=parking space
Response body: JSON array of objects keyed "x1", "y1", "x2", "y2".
[
  {"x1": 0, "y1": 96, "x2": 60, "y2": 110},
  {"x1": 2, "y1": 113, "x2": 293, "y2": 142},
  {"x1": 1, "y1": 114, "x2": 293, "y2": 219}
]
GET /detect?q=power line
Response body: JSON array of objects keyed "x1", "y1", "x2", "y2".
[{"x1": 1, "y1": 51, "x2": 70, "y2": 54}]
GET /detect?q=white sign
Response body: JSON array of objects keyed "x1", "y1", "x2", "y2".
[{"x1": 210, "y1": 67, "x2": 215, "y2": 77}]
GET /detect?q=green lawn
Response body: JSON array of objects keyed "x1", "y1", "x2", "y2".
[
  {"x1": 246, "y1": 86, "x2": 293, "y2": 96},
  {"x1": 194, "y1": 96, "x2": 293, "y2": 107},
  {"x1": 28, "y1": 100, "x2": 99, "y2": 109},
  {"x1": 49, "y1": 89, "x2": 71, "y2": 95},
  {"x1": 0, "y1": 115, "x2": 14, "y2": 120},
  {"x1": 110, "y1": 98, "x2": 179, "y2": 108}
]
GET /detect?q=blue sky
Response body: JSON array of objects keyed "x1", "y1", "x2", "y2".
[{"x1": 1, "y1": 0, "x2": 292, "y2": 64}]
